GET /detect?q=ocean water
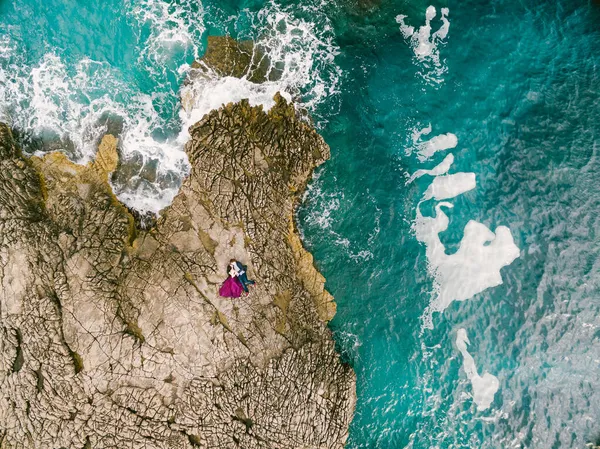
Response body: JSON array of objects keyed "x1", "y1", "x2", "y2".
[{"x1": 1, "y1": 0, "x2": 599, "y2": 448}]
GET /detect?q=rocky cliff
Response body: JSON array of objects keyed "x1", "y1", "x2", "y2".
[{"x1": 0, "y1": 93, "x2": 355, "y2": 448}]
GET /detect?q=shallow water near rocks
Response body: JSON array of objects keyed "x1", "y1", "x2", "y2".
[{"x1": 2, "y1": 0, "x2": 600, "y2": 447}]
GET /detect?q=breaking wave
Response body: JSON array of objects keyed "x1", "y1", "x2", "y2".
[{"x1": 0, "y1": 0, "x2": 341, "y2": 214}]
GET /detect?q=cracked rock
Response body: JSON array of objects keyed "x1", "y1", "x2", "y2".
[{"x1": 0, "y1": 94, "x2": 355, "y2": 448}]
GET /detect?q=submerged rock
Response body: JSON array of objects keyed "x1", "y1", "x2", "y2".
[
  {"x1": 0, "y1": 95, "x2": 355, "y2": 448},
  {"x1": 190, "y1": 35, "x2": 277, "y2": 83}
]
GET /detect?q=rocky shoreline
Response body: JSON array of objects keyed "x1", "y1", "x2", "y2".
[{"x1": 0, "y1": 71, "x2": 356, "y2": 449}]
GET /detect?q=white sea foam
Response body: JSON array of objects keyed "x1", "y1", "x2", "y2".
[
  {"x1": 416, "y1": 132, "x2": 458, "y2": 161},
  {"x1": 456, "y1": 328, "x2": 500, "y2": 411},
  {"x1": 412, "y1": 123, "x2": 432, "y2": 143},
  {"x1": 3, "y1": 52, "x2": 113, "y2": 159},
  {"x1": 396, "y1": 6, "x2": 450, "y2": 83},
  {"x1": 308, "y1": 195, "x2": 340, "y2": 230},
  {"x1": 127, "y1": 0, "x2": 205, "y2": 77},
  {"x1": 407, "y1": 153, "x2": 454, "y2": 183},
  {"x1": 415, "y1": 202, "x2": 520, "y2": 327},
  {"x1": 423, "y1": 172, "x2": 476, "y2": 201}
]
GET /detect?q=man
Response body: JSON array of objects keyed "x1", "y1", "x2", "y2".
[{"x1": 229, "y1": 259, "x2": 255, "y2": 294}]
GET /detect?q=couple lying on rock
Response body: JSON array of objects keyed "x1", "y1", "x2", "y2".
[{"x1": 219, "y1": 258, "x2": 256, "y2": 298}]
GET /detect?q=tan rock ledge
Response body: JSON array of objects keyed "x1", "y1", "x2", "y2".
[{"x1": 0, "y1": 94, "x2": 356, "y2": 448}]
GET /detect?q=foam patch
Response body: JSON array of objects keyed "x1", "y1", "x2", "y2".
[
  {"x1": 415, "y1": 202, "x2": 520, "y2": 326},
  {"x1": 416, "y1": 132, "x2": 458, "y2": 161},
  {"x1": 423, "y1": 172, "x2": 476, "y2": 200},
  {"x1": 396, "y1": 6, "x2": 450, "y2": 83},
  {"x1": 456, "y1": 328, "x2": 500, "y2": 411},
  {"x1": 407, "y1": 153, "x2": 454, "y2": 183}
]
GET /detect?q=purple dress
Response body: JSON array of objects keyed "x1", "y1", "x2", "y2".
[{"x1": 219, "y1": 276, "x2": 243, "y2": 298}]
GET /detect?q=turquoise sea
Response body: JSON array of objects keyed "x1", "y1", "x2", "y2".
[{"x1": 1, "y1": 0, "x2": 599, "y2": 447}]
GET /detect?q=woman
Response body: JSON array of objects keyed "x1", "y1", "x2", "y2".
[{"x1": 219, "y1": 268, "x2": 244, "y2": 298}]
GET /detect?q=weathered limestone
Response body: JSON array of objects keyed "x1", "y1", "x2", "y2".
[{"x1": 0, "y1": 93, "x2": 355, "y2": 448}]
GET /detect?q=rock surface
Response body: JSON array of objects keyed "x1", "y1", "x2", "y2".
[
  {"x1": 190, "y1": 36, "x2": 276, "y2": 83},
  {"x1": 0, "y1": 95, "x2": 355, "y2": 448}
]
